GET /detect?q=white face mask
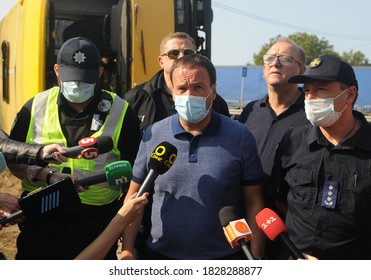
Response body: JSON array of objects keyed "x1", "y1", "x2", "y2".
[
  {"x1": 174, "y1": 88, "x2": 213, "y2": 123},
  {"x1": 304, "y1": 88, "x2": 348, "y2": 127},
  {"x1": 61, "y1": 81, "x2": 96, "y2": 103}
]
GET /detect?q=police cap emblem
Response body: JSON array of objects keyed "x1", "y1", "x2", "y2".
[{"x1": 309, "y1": 58, "x2": 322, "y2": 68}]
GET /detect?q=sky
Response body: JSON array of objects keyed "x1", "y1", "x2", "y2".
[
  {"x1": 211, "y1": 0, "x2": 371, "y2": 65},
  {"x1": 2, "y1": 0, "x2": 371, "y2": 66}
]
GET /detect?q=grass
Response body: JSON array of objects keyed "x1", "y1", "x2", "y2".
[{"x1": 0, "y1": 169, "x2": 23, "y2": 260}]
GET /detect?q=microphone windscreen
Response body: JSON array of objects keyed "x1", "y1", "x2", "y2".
[
  {"x1": 95, "y1": 136, "x2": 114, "y2": 154},
  {"x1": 255, "y1": 208, "x2": 287, "y2": 241},
  {"x1": 0, "y1": 152, "x2": 7, "y2": 173},
  {"x1": 219, "y1": 206, "x2": 239, "y2": 227},
  {"x1": 148, "y1": 141, "x2": 177, "y2": 175},
  {"x1": 105, "y1": 160, "x2": 133, "y2": 185}
]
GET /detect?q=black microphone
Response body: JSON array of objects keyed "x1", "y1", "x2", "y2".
[
  {"x1": 136, "y1": 142, "x2": 177, "y2": 197},
  {"x1": 219, "y1": 206, "x2": 255, "y2": 260},
  {"x1": 0, "y1": 210, "x2": 23, "y2": 226},
  {"x1": 43, "y1": 136, "x2": 113, "y2": 161},
  {"x1": 255, "y1": 208, "x2": 305, "y2": 260}
]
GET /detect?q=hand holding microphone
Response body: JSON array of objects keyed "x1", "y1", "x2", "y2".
[
  {"x1": 219, "y1": 206, "x2": 255, "y2": 260},
  {"x1": 38, "y1": 144, "x2": 68, "y2": 164},
  {"x1": 255, "y1": 208, "x2": 305, "y2": 260},
  {"x1": 43, "y1": 136, "x2": 113, "y2": 161},
  {"x1": 0, "y1": 160, "x2": 133, "y2": 225},
  {"x1": 136, "y1": 141, "x2": 177, "y2": 197}
]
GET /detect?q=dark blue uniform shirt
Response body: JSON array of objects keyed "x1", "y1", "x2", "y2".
[{"x1": 270, "y1": 110, "x2": 371, "y2": 259}]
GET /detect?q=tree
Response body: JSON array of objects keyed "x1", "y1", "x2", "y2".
[
  {"x1": 341, "y1": 50, "x2": 370, "y2": 66},
  {"x1": 253, "y1": 32, "x2": 369, "y2": 66},
  {"x1": 288, "y1": 33, "x2": 338, "y2": 64},
  {"x1": 253, "y1": 35, "x2": 282, "y2": 65}
]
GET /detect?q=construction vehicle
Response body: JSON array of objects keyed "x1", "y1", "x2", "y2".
[{"x1": 0, "y1": 0, "x2": 212, "y2": 133}]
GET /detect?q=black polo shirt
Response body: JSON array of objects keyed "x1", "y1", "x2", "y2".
[
  {"x1": 238, "y1": 90, "x2": 310, "y2": 197},
  {"x1": 270, "y1": 111, "x2": 371, "y2": 259}
]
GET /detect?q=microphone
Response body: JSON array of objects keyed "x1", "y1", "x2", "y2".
[
  {"x1": 255, "y1": 208, "x2": 305, "y2": 260},
  {"x1": 77, "y1": 160, "x2": 133, "y2": 188},
  {"x1": 219, "y1": 206, "x2": 254, "y2": 260},
  {"x1": 43, "y1": 136, "x2": 113, "y2": 160},
  {"x1": 136, "y1": 141, "x2": 177, "y2": 197},
  {"x1": 0, "y1": 152, "x2": 7, "y2": 172},
  {"x1": 0, "y1": 161, "x2": 132, "y2": 225},
  {"x1": 0, "y1": 210, "x2": 23, "y2": 226}
]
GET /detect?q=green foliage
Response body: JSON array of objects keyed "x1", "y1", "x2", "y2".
[
  {"x1": 253, "y1": 35, "x2": 282, "y2": 65},
  {"x1": 253, "y1": 32, "x2": 370, "y2": 66},
  {"x1": 341, "y1": 50, "x2": 370, "y2": 66}
]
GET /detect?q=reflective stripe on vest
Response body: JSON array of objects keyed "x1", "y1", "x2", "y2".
[{"x1": 22, "y1": 87, "x2": 128, "y2": 205}]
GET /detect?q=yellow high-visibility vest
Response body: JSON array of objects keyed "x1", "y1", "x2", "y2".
[{"x1": 22, "y1": 87, "x2": 128, "y2": 205}]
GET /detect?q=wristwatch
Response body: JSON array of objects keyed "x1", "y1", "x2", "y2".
[{"x1": 46, "y1": 170, "x2": 57, "y2": 185}]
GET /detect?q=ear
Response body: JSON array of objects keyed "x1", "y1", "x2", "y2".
[
  {"x1": 347, "y1": 86, "x2": 357, "y2": 105},
  {"x1": 158, "y1": 55, "x2": 165, "y2": 69},
  {"x1": 299, "y1": 65, "x2": 306, "y2": 74},
  {"x1": 54, "y1": 64, "x2": 59, "y2": 75}
]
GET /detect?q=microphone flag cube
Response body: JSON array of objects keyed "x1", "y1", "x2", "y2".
[
  {"x1": 19, "y1": 177, "x2": 81, "y2": 222},
  {"x1": 223, "y1": 218, "x2": 253, "y2": 247}
]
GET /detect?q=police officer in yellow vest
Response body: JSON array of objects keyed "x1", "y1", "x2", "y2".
[{"x1": 9, "y1": 37, "x2": 142, "y2": 259}]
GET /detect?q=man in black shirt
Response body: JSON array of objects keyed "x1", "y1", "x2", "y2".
[
  {"x1": 123, "y1": 32, "x2": 230, "y2": 132},
  {"x1": 239, "y1": 38, "x2": 309, "y2": 259},
  {"x1": 270, "y1": 55, "x2": 371, "y2": 259}
]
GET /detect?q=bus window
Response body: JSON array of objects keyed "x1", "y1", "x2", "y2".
[{"x1": 1, "y1": 41, "x2": 9, "y2": 103}]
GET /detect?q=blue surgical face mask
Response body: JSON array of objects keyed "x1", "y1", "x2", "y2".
[
  {"x1": 61, "y1": 81, "x2": 96, "y2": 103},
  {"x1": 174, "y1": 88, "x2": 213, "y2": 123}
]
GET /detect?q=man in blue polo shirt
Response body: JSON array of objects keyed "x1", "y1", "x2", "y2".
[{"x1": 121, "y1": 54, "x2": 265, "y2": 260}]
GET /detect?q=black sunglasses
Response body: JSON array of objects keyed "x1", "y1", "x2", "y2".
[{"x1": 161, "y1": 49, "x2": 196, "y2": 59}]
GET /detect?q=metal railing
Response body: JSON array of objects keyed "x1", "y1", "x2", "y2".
[
  {"x1": 227, "y1": 100, "x2": 371, "y2": 122},
  {"x1": 227, "y1": 100, "x2": 371, "y2": 115}
]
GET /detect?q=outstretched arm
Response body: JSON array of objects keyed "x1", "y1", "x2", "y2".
[
  {"x1": 0, "y1": 193, "x2": 20, "y2": 230},
  {"x1": 75, "y1": 192, "x2": 148, "y2": 260},
  {"x1": 119, "y1": 181, "x2": 144, "y2": 260}
]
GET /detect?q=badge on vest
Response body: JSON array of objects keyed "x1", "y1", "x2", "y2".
[
  {"x1": 138, "y1": 115, "x2": 145, "y2": 123},
  {"x1": 321, "y1": 181, "x2": 339, "y2": 209},
  {"x1": 91, "y1": 114, "x2": 103, "y2": 131},
  {"x1": 97, "y1": 99, "x2": 112, "y2": 112}
]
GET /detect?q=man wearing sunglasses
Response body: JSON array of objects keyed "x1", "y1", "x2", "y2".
[
  {"x1": 123, "y1": 32, "x2": 230, "y2": 132},
  {"x1": 238, "y1": 38, "x2": 310, "y2": 259}
]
